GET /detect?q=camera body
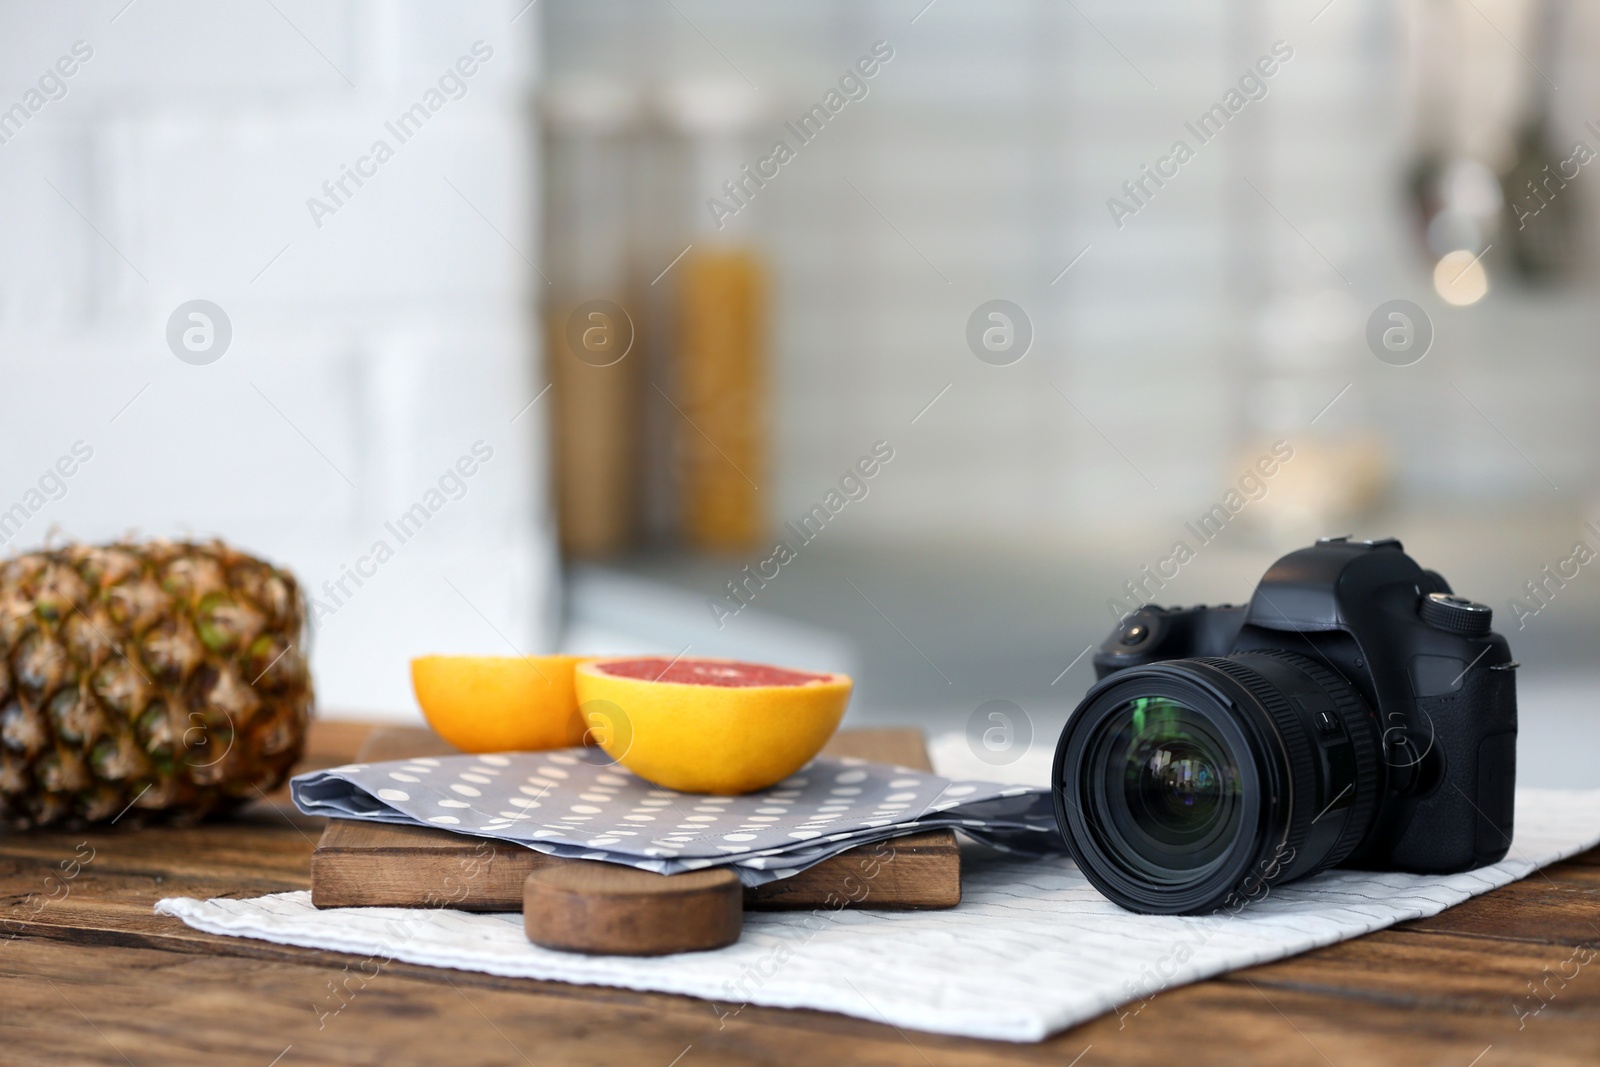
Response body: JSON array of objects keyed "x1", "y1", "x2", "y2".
[{"x1": 1055, "y1": 537, "x2": 1517, "y2": 914}]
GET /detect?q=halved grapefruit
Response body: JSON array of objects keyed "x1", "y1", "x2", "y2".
[
  {"x1": 411, "y1": 654, "x2": 588, "y2": 753},
  {"x1": 574, "y1": 657, "x2": 852, "y2": 794}
]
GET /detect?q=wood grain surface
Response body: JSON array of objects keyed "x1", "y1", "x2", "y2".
[
  {"x1": 311, "y1": 726, "x2": 961, "y2": 911},
  {"x1": 1, "y1": 719, "x2": 1596, "y2": 1066},
  {"x1": 523, "y1": 862, "x2": 744, "y2": 955}
]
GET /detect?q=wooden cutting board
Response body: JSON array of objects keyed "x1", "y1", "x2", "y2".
[{"x1": 310, "y1": 726, "x2": 960, "y2": 911}]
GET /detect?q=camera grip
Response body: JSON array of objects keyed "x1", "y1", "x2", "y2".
[{"x1": 1379, "y1": 665, "x2": 1516, "y2": 872}]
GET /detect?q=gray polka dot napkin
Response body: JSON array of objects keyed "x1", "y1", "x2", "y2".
[{"x1": 290, "y1": 747, "x2": 1065, "y2": 886}]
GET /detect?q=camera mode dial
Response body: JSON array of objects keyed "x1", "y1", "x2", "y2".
[
  {"x1": 1118, "y1": 621, "x2": 1151, "y2": 646},
  {"x1": 1419, "y1": 592, "x2": 1492, "y2": 636}
]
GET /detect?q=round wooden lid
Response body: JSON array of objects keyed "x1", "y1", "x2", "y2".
[{"x1": 523, "y1": 860, "x2": 743, "y2": 956}]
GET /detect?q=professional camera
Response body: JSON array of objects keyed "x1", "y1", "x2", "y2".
[{"x1": 1052, "y1": 537, "x2": 1518, "y2": 914}]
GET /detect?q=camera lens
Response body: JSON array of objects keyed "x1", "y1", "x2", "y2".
[
  {"x1": 1102, "y1": 696, "x2": 1243, "y2": 874},
  {"x1": 1053, "y1": 651, "x2": 1379, "y2": 914}
]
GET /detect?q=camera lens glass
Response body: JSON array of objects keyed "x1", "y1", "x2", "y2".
[
  {"x1": 1054, "y1": 653, "x2": 1379, "y2": 914},
  {"x1": 1090, "y1": 695, "x2": 1245, "y2": 879}
]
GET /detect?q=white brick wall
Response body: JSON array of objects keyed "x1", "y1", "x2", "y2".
[{"x1": 0, "y1": 0, "x2": 557, "y2": 718}]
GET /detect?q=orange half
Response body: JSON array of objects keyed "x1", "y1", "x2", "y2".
[
  {"x1": 411, "y1": 654, "x2": 587, "y2": 753},
  {"x1": 574, "y1": 656, "x2": 852, "y2": 794}
]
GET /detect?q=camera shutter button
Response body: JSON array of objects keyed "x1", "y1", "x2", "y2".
[{"x1": 1420, "y1": 592, "x2": 1493, "y2": 635}]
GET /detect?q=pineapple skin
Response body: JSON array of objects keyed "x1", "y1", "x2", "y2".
[{"x1": 0, "y1": 540, "x2": 314, "y2": 829}]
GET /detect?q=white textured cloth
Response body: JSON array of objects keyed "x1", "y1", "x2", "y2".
[{"x1": 158, "y1": 785, "x2": 1600, "y2": 1042}]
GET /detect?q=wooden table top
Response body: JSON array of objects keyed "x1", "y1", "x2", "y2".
[{"x1": 3, "y1": 719, "x2": 1597, "y2": 1066}]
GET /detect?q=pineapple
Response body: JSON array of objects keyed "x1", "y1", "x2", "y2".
[{"x1": 0, "y1": 540, "x2": 313, "y2": 828}]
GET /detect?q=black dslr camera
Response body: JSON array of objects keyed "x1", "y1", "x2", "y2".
[{"x1": 1052, "y1": 538, "x2": 1517, "y2": 914}]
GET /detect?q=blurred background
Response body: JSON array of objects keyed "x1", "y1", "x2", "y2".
[{"x1": 3, "y1": 0, "x2": 1598, "y2": 784}]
